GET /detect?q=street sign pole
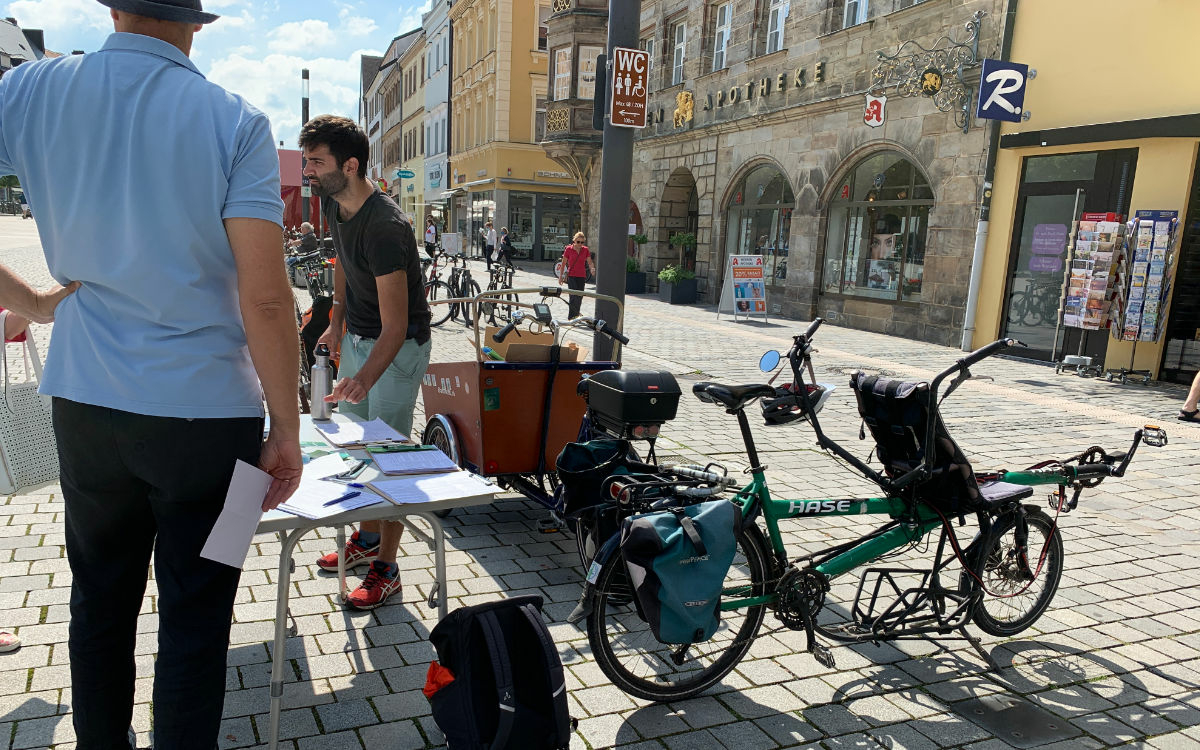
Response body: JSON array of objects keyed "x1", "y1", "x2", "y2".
[{"x1": 593, "y1": 0, "x2": 643, "y2": 361}]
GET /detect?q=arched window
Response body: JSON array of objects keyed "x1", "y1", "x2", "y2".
[
  {"x1": 724, "y1": 164, "x2": 794, "y2": 286},
  {"x1": 822, "y1": 151, "x2": 932, "y2": 302}
]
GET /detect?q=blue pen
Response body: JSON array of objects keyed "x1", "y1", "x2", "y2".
[{"x1": 322, "y1": 491, "x2": 360, "y2": 507}]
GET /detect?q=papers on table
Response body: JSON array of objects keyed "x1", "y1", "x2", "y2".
[
  {"x1": 371, "y1": 447, "x2": 459, "y2": 476},
  {"x1": 313, "y1": 414, "x2": 409, "y2": 447},
  {"x1": 303, "y1": 452, "x2": 352, "y2": 479},
  {"x1": 368, "y1": 471, "x2": 496, "y2": 506},
  {"x1": 201, "y1": 460, "x2": 271, "y2": 569},
  {"x1": 277, "y1": 477, "x2": 384, "y2": 520}
]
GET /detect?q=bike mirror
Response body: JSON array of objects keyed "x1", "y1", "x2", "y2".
[{"x1": 758, "y1": 351, "x2": 781, "y2": 373}]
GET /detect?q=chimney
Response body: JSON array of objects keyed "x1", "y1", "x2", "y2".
[
  {"x1": 72, "y1": 50, "x2": 84, "y2": 55},
  {"x1": 4, "y1": 18, "x2": 16, "y2": 25}
]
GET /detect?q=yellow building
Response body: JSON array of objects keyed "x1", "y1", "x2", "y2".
[
  {"x1": 399, "y1": 31, "x2": 426, "y2": 221},
  {"x1": 972, "y1": 0, "x2": 1200, "y2": 383},
  {"x1": 449, "y1": 0, "x2": 579, "y2": 261}
]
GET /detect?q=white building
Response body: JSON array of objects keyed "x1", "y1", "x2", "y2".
[
  {"x1": 359, "y1": 54, "x2": 385, "y2": 186},
  {"x1": 422, "y1": 0, "x2": 452, "y2": 227}
]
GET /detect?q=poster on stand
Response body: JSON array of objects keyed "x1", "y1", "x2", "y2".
[{"x1": 718, "y1": 255, "x2": 768, "y2": 322}]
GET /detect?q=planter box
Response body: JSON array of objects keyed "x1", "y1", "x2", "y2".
[
  {"x1": 658, "y1": 278, "x2": 697, "y2": 304},
  {"x1": 625, "y1": 272, "x2": 646, "y2": 295}
]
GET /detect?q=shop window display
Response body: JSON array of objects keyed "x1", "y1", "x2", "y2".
[
  {"x1": 724, "y1": 165, "x2": 794, "y2": 286},
  {"x1": 822, "y1": 152, "x2": 931, "y2": 302}
]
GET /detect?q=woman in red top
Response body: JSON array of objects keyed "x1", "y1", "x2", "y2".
[{"x1": 558, "y1": 232, "x2": 596, "y2": 319}]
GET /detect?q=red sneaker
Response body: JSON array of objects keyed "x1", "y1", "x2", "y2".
[
  {"x1": 316, "y1": 531, "x2": 379, "y2": 572},
  {"x1": 346, "y1": 562, "x2": 403, "y2": 610}
]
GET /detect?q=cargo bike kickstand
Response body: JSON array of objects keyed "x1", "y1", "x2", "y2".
[{"x1": 574, "y1": 317, "x2": 1167, "y2": 703}]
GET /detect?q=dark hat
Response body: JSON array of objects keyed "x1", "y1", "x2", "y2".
[{"x1": 96, "y1": 0, "x2": 219, "y2": 24}]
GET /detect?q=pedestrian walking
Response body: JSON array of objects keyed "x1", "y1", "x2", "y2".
[
  {"x1": 497, "y1": 226, "x2": 515, "y2": 268},
  {"x1": 484, "y1": 220, "x2": 497, "y2": 270},
  {"x1": 558, "y1": 232, "x2": 596, "y2": 319},
  {"x1": 425, "y1": 216, "x2": 439, "y2": 257},
  {"x1": 0, "y1": 2, "x2": 303, "y2": 747},
  {"x1": 1179, "y1": 370, "x2": 1200, "y2": 422},
  {"x1": 302, "y1": 115, "x2": 433, "y2": 610}
]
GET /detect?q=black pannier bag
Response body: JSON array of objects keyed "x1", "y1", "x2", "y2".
[
  {"x1": 850, "y1": 373, "x2": 982, "y2": 515},
  {"x1": 425, "y1": 596, "x2": 573, "y2": 750},
  {"x1": 556, "y1": 439, "x2": 657, "y2": 518}
]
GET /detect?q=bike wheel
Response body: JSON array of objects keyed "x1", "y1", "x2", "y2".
[
  {"x1": 480, "y1": 284, "x2": 499, "y2": 325},
  {"x1": 587, "y1": 522, "x2": 770, "y2": 702},
  {"x1": 500, "y1": 292, "x2": 519, "y2": 322},
  {"x1": 462, "y1": 280, "x2": 482, "y2": 328},
  {"x1": 423, "y1": 416, "x2": 461, "y2": 519},
  {"x1": 966, "y1": 509, "x2": 1063, "y2": 637},
  {"x1": 425, "y1": 280, "x2": 453, "y2": 327}
]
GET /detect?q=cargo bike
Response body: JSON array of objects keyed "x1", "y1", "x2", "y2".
[{"x1": 420, "y1": 288, "x2": 682, "y2": 530}]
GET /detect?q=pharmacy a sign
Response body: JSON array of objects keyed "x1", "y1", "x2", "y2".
[
  {"x1": 976, "y1": 59, "x2": 1029, "y2": 123},
  {"x1": 864, "y1": 93, "x2": 886, "y2": 128}
]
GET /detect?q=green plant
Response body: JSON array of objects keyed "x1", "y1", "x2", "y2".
[
  {"x1": 626, "y1": 256, "x2": 640, "y2": 273},
  {"x1": 631, "y1": 233, "x2": 648, "y2": 245},
  {"x1": 668, "y1": 231, "x2": 696, "y2": 248},
  {"x1": 657, "y1": 265, "x2": 696, "y2": 284}
]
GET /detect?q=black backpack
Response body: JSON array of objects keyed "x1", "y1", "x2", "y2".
[{"x1": 425, "y1": 596, "x2": 574, "y2": 750}]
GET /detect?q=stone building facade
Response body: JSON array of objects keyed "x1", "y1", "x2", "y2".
[{"x1": 549, "y1": 0, "x2": 1006, "y2": 346}]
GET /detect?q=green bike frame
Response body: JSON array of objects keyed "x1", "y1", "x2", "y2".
[{"x1": 717, "y1": 466, "x2": 1070, "y2": 612}]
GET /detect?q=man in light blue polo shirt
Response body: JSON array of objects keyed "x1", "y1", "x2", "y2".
[{"x1": 0, "y1": 1, "x2": 303, "y2": 747}]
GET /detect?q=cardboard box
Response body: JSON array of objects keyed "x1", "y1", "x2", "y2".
[{"x1": 479, "y1": 326, "x2": 586, "y2": 362}]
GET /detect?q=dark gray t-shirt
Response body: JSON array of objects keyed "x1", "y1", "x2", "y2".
[{"x1": 325, "y1": 191, "x2": 431, "y2": 343}]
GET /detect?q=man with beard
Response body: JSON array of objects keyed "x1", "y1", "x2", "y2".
[{"x1": 301, "y1": 115, "x2": 432, "y2": 610}]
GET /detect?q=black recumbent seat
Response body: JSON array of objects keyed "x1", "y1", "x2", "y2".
[
  {"x1": 850, "y1": 373, "x2": 1032, "y2": 514},
  {"x1": 692, "y1": 382, "x2": 776, "y2": 412}
]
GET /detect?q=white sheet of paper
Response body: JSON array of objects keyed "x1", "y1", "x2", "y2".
[
  {"x1": 201, "y1": 460, "x2": 271, "y2": 569},
  {"x1": 278, "y1": 476, "x2": 385, "y2": 520},
  {"x1": 303, "y1": 452, "x2": 351, "y2": 480},
  {"x1": 313, "y1": 415, "x2": 408, "y2": 446},
  {"x1": 372, "y1": 448, "x2": 459, "y2": 476},
  {"x1": 368, "y1": 471, "x2": 496, "y2": 505}
]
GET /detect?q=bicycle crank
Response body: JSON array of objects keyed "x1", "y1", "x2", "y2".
[{"x1": 775, "y1": 568, "x2": 836, "y2": 669}]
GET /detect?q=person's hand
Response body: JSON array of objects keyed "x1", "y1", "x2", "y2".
[
  {"x1": 316, "y1": 325, "x2": 341, "y2": 356},
  {"x1": 327, "y1": 375, "x2": 368, "y2": 404},
  {"x1": 258, "y1": 430, "x2": 302, "y2": 511},
  {"x1": 29, "y1": 281, "x2": 80, "y2": 324}
]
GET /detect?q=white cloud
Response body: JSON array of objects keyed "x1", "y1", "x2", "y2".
[
  {"x1": 206, "y1": 48, "x2": 380, "y2": 148},
  {"x1": 5, "y1": 0, "x2": 110, "y2": 33},
  {"x1": 395, "y1": 0, "x2": 431, "y2": 36},
  {"x1": 267, "y1": 19, "x2": 334, "y2": 53},
  {"x1": 207, "y1": 8, "x2": 254, "y2": 32},
  {"x1": 338, "y1": 14, "x2": 377, "y2": 38}
]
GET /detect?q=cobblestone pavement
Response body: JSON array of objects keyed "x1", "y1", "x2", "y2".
[{"x1": 2, "y1": 214, "x2": 1199, "y2": 749}]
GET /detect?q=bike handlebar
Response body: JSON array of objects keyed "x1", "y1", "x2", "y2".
[
  {"x1": 930, "y1": 338, "x2": 1020, "y2": 393},
  {"x1": 595, "y1": 319, "x2": 629, "y2": 345},
  {"x1": 802, "y1": 317, "x2": 823, "y2": 342}
]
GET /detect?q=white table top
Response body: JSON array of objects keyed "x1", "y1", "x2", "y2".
[{"x1": 254, "y1": 415, "x2": 499, "y2": 533}]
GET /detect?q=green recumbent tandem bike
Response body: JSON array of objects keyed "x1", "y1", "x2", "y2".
[{"x1": 575, "y1": 318, "x2": 1167, "y2": 702}]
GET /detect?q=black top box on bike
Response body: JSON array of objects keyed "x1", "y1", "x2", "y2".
[{"x1": 580, "y1": 370, "x2": 681, "y2": 439}]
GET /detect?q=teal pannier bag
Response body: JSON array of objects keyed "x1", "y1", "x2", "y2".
[{"x1": 619, "y1": 500, "x2": 741, "y2": 645}]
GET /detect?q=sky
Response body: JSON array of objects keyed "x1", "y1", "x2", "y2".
[{"x1": 4, "y1": 0, "x2": 432, "y2": 147}]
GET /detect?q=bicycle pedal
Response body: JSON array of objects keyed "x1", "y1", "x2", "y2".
[
  {"x1": 537, "y1": 518, "x2": 563, "y2": 534},
  {"x1": 812, "y1": 643, "x2": 836, "y2": 669}
]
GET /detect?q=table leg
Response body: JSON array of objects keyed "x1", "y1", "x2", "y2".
[
  {"x1": 407, "y1": 511, "x2": 448, "y2": 620},
  {"x1": 336, "y1": 525, "x2": 347, "y2": 601},
  {"x1": 269, "y1": 526, "x2": 310, "y2": 750}
]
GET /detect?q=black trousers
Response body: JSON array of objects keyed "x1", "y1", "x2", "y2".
[
  {"x1": 54, "y1": 399, "x2": 262, "y2": 750},
  {"x1": 567, "y1": 276, "x2": 586, "y2": 318},
  {"x1": 484, "y1": 243, "x2": 495, "y2": 269}
]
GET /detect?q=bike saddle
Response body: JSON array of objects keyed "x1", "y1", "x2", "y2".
[{"x1": 693, "y1": 382, "x2": 776, "y2": 411}]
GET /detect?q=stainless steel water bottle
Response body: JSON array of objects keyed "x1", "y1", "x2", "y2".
[{"x1": 311, "y1": 343, "x2": 333, "y2": 420}]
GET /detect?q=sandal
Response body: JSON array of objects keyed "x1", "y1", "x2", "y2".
[{"x1": 1178, "y1": 409, "x2": 1199, "y2": 422}]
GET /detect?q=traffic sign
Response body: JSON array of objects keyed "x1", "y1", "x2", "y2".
[
  {"x1": 398, "y1": 169, "x2": 416, "y2": 179},
  {"x1": 609, "y1": 47, "x2": 649, "y2": 129}
]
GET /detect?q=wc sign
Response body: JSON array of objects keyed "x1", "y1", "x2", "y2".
[{"x1": 976, "y1": 59, "x2": 1029, "y2": 123}]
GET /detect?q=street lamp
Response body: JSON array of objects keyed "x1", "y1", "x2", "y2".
[{"x1": 301, "y1": 69, "x2": 312, "y2": 229}]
